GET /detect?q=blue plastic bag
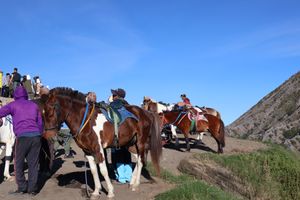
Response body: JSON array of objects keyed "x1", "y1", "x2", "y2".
[{"x1": 115, "y1": 163, "x2": 132, "y2": 183}]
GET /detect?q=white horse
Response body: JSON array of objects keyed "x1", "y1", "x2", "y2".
[{"x1": 0, "y1": 115, "x2": 15, "y2": 181}]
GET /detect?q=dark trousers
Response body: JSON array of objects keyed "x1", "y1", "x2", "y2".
[{"x1": 14, "y1": 136, "x2": 41, "y2": 192}]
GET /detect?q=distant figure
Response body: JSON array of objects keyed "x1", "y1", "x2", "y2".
[
  {"x1": 33, "y1": 76, "x2": 43, "y2": 97},
  {"x1": 176, "y1": 94, "x2": 192, "y2": 110},
  {"x1": 11, "y1": 67, "x2": 21, "y2": 93},
  {"x1": 22, "y1": 75, "x2": 35, "y2": 99},
  {"x1": 53, "y1": 129, "x2": 74, "y2": 159},
  {"x1": 2, "y1": 73, "x2": 10, "y2": 97}
]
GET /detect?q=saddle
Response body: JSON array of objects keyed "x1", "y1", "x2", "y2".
[
  {"x1": 99, "y1": 104, "x2": 138, "y2": 125},
  {"x1": 187, "y1": 107, "x2": 208, "y2": 133},
  {"x1": 100, "y1": 103, "x2": 138, "y2": 147}
]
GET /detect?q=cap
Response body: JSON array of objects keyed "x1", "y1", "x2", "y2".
[{"x1": 111, "y1": 88, "x2": 126, "y2": 98}]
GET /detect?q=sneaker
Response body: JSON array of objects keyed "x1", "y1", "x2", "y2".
[{"x1": 64, "y1": 154, "x2": 74, "y2": 158}]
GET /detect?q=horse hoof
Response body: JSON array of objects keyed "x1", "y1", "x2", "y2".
[
  {"x1": 4, "y1": 176, "x2": 12, "y2": 181},
  {"x1": 196, "y1": 140, "x2": 204, "y2": 146},
  {"x1": 107, "y1": 193, "x2": 115, "y2": 199},
  {"x1": 90, "y1": 193, "x2": 99, "y2": 200},
  {"x1": 130, "y1": 185, "x2": 139, "y2": 192}
]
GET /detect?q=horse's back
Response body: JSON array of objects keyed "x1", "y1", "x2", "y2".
[
  {"x1": 204, "y1": 107, "x2": 221, "y2": 119},
  {"x1": 126, "y1": 105, "x2": 152, "y2": 122}
]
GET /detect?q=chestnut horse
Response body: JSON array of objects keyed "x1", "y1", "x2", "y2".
[
  {"x1": 141, "y1": 98, "x2": 178, "y2": 141},
  {"x1": 161, "y1": 109, "x2": 225, "y2": 153},
  {"x1": 42, "y1": 87, "x2": 162, "y2": 198},
  {"x1": 142, "y1": 97, "x2": 222, "y2": 143}
]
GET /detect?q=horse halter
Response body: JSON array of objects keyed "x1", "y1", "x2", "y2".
[
  {"x1": 44, "y1": 102, "x2": 62, "y2": 131},
  {"x1": 44, "y1": 95, "x2": 74, "y2": 131}
]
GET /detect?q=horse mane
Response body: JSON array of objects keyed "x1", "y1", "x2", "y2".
[{"x1": 49, "y1": 87, "x2": 86, "y2": 102}]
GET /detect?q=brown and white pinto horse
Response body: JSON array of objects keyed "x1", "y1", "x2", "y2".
[
  {"x1": 161, "y1": 109, "x2": 225, "y2": 153},
  {"x1": 42, "y1": 88, "x2": 162, "y2": 198}
]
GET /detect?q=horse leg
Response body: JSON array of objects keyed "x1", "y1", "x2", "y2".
[
  {"x1": 217, "y1": 141, "x2": 223, "y2": 153},
  {"x1": 130, "y1": 153, "x2": 138, "y2": 187},
  {"x1": 130, "y1": 154, "x2": 143, "y2": 191},
  {"x1": 98, "y1": 159, "x2": 114, "y2": 198},
  {"x1": 85, "y1": 155, "x2": 102, "y2": 197},
  {"x1": 3, "y1": 144, "x2": 13, "y2": 180},
  {"x1": 185, "y1": 137, "x2": 190, "y2": 152},
  {"x1": 0, "y1": 144, "x2": 4, "y2": 155},
  {"x1": 170, "y1": 125, "x2": 179, "y2": 147},
  {"x1": 195, "y1": 132, "x2": 204, "y2": 145},
  {"x1": 91, "y1": 116, "x2": 114, "y2": 198},
  {"x1": 95, "y1": 146, "x2": 114, "y2": 198}
]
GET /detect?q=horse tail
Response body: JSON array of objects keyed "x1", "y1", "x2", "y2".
[
  {"x1": 219, "y1": 119, "x2": 225, "y2": 148},
  {"x1": 149, "y1": 112, "x2": 162, "y2": 176}
]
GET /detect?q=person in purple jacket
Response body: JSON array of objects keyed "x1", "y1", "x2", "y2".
[{"x1": 0, "y1": 86, "x2": 43, "y2": 196}]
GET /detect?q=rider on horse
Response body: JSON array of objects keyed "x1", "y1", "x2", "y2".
[{"x1": 175, "y1": 94, "x2": 192, "y2": 110}]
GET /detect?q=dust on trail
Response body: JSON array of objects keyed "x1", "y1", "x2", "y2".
[{"x1": 0, "y1": 135, "x2": 266, "y2": 200}]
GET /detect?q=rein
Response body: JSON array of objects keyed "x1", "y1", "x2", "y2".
[
  {"x1": 162, "y1": 111, "x2": 187, "y2": 130},
  {"x1": 78, "y1": 103, "x2": 89, "y2": 132},
  {"x1": 171, "y1": 111, "x2": 187, "y2": 126},
  {"x1": 73, "y1": 103, "x2": 95, "y2": 138}
]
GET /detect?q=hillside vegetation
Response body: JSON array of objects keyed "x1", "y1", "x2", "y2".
[
  {"x1": 168, "y1": 145, "x2": 300, "y2": 200},
  {"x1": 226, "y1": 71, "x2": 300, "y2": 152}
]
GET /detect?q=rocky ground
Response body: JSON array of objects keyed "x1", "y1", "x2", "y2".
[{"x1": 0, "y1": 135, "x2": 267, "y2": 200}]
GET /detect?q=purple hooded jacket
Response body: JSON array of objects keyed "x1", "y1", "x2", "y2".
[{"x1": 0, "y1": 86, "x2": 43, "y2": 137}]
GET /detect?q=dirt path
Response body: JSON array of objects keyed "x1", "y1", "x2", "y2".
[{"x1": 0, "y1": 135, "x2": 267, "y2": 200}]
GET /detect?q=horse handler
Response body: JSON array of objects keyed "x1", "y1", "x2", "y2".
[{"x1": 0, "y1": 86, "x2": 43, "y2": 196}]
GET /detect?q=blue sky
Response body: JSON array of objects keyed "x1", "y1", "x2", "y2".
[{"x1": 0, "y1": 0, "x2": 299, "y2": 125}]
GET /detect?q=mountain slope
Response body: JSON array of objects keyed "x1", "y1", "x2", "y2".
[{"x1": 226, "y1": 71, "x2": 300, "y2": 151}]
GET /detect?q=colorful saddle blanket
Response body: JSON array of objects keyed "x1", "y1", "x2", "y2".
[{"x1": 100, "y1": 106, "x2": 138, "y2": 125}]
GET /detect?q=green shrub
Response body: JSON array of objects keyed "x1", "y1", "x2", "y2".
[
  {"x1": 283, "y1": 127, "x2": 299, "y2": 139},
  {"x1": 200, "y1": 145, "x2": 300, "y2": 200},
  {"x1": 146, "y1": 163, "x2": 239, "y2": 200},
  {"x1": 156, "y1": 181, "x2": 238, "y2": 200}
]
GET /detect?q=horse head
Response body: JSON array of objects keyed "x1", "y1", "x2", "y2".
[
  {"x1": 142, "y1": 96, "x2": 152, "y2": 110},
  {"x1": 42, "y1": 92, "x2": 63, "y2": 139},
  {"x1": 42, "y1": 87, "x2": 85, "y2": 140}
]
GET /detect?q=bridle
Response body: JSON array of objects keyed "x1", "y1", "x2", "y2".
[
  {"x1": 44, "y1": 96, "x2": 73, "y2": 131},
  {"x1": 43, "y1": 102, "x2": 62, "y2": 131}
]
